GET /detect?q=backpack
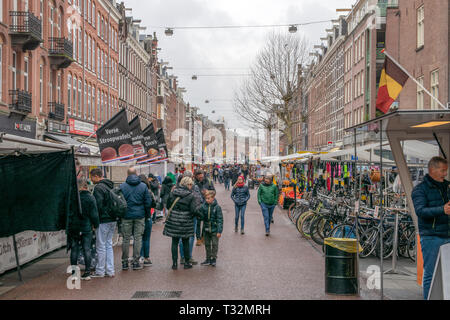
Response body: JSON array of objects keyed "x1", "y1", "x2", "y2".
[{"x1": 107, "y1": 187, "x2": 128, "y2": 219}]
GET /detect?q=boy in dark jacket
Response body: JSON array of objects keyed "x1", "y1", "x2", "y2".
[
  {"x1": 231, "y1": 176, "x2": 250, "y2": 234},
  {"x1": 69, "y1": 178, "x2": 100, "y2": 281},
  {"x1": 199, "y1": 191, "x2": 223, "y2": 267}
]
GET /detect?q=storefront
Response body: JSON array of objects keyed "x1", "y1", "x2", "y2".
[{"x1": 0, "y1": 113, "x2": 36, "y2": 140}]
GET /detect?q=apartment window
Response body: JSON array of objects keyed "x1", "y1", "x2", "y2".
[
  {"x1": 88, "y1": 84, "x2": 91, "y2": 120},
  {"x1": 84, "y1": 82, "x2": 87, "y2": 119},
  {"x1": 12, "y1": 52, "x2": 17, "y2": 90},
  {"x1": 0, "y1": 44, "x2": 2, "y2": 100},
  {"x1": 57, "y1": 73, "x2": 61, "y2": 103},
  {"x1": 49, "y1": 70, "x2": 53, "y2": 104},
  {"x1": 97, "y1": 14, "x2": 100, "y2": 36},
  {"x1": 73, "y1": 28, "x2": 77, "y2": 61},
  {"x1": 98, "y1": 89, "x2": 101, "y2": 123},
  {"x1": 78, "y1": 29, "x2": 82, "y2": 63},
  {"x1": 417, "y1": 76, "x2": 424, "y2": 110},
  {"x1": 417, "y1": 6, "x2": 424, "y2": 48},
  {"x1": 431, "y1": 70, "x2": 439, "y2": 110},
  {"x1": 39, "y1": 64, "x2": 43, "y2": 112},
  {"x1": 78, "y1": 79, "x2": 82, "y2": 117},
  {"x1": 73, "y1": 76, "x2": 77, "y2": 115},
  {"x1": 88, "y1": 0, "x2": 91, "y2": 23},
  {"x1": 93, "y1": 3, "x2": 96, "y2": 27},
  {"x1": 92, "y1": 87, "x2": 95, "y2": 121},
  {"x1": 84, "y1": 32, "x2": 87, "y2": 68},
  {"x1": 68, "y1": 75, "x2": 72, "y2": 115},
  {"x1": 88, "y1": 36, "x2": 91, "y2": 70}
]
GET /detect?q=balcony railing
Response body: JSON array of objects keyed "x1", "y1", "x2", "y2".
[
  {"x1": 49, "y1": 38, "x2": 73, "y2": 58},
  {"x1": 48, "y1": 102, "x2": 65, "y2": 121},
  {"x1": 48, "y1": 38, "x2": 74, "y2": 69},
  {"x1": 10, "y1": 11, "x2": 42, "y2": 38},
  {"x1": 9, "y1": 90, "x2": 32, "y2": 114}
]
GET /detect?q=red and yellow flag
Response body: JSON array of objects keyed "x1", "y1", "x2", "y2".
[{"x1": 376, "y1": 55, "x2": 409, "y2": 114}]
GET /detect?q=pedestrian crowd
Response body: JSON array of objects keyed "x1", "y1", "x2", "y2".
[{"x1": 68, "y1": 163, "x2": 279, "y2": 280}]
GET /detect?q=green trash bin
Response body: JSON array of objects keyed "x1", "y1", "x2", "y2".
[{"x1": 324, "y1": 238, "x2": 361, "y2": 295}]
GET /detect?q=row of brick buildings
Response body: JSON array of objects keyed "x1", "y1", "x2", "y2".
[
  {"x1": 0, "y1": 0, "x2": 196, "y2": 160},
  {"x1": 285, "y1": 0, "x2": 449, "y2": 154}
]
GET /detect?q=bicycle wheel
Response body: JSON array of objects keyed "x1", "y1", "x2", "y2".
[
  {"x1": 288, "y1": 203, "x2": 296, "y2": 220},
  {"x1": 299, "y1": 212, "x2": 315, "y2": 239},
  {"x1": 330, "y1": 223, "x2": 356, "y2": 239},
  {"x1": 309, "y1": 216, "x2": 325, "y2": 245},
  {"x1": 398, "y1": 226, "x2": 415, "y2": 258},
  {"x1": 375, "y1": 227, "x2": 394, "y2": 259},
  {"x1": 407, "y1": 231, "x2": 416, "y2": 262},
  {"x1": 358, "y1": 227, "x2": 379, "y2": 258}
]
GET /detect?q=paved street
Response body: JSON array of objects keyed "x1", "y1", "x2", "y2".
[{"x1": 0, "y1": 183, "x2": 362, "y2": 300}]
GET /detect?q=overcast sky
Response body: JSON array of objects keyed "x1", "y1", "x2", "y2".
[{"x1": 123, "y1": 0, "x2": 356, "y2": 134}]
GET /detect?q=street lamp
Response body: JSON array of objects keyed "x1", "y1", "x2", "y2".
[
  {"x1": 288, "y1": 25, "x2": 298, "y2": 33},
  {"x1": 165, "y1": 28, "x2": 174, "y2": 36}
]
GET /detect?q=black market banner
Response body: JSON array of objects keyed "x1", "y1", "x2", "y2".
[
  {"x1": 121, "y1": 116, "x2": 147, "y2": 163},
  {"x1": 137, "y1": 123, "x2": 161, "y2": 164},
  {"x1": 96, "y1": 109, "x2": 134, "y2": 163},
  {"x1": 0, "y1": 151, "x2": 79, "y2": 238},
  {"x1": 156, "y1": 128, "x2": 169, "y2": 161}
]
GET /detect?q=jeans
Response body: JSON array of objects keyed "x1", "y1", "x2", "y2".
[
  {"x1": 224, "y1": 179, "x2": 231, "y2": 190},
  {"x1": 173, "y1": 237, "x2": 190, "y2": 264},
  {"x1": 121, "y1": 218, "x2": 145, "y2": 263},
  {"x1": 235, "y1": 204, "x2": 247, "y2": 230},
  {"x1": 420, "y1": 235, "x2": 450, "y2": 299},
  {"x1": 180, "y1": 217, "x2": 197, "y2": 260},
  {"x1": 204, "y1": 232, "x2": 219, "y2": 260},
  {"x1": 70, "y1": 232, "x2": 92, "y2": 271},
  {"x1": 95, "y1": 222, "x2": 117, "y2": 276},
  {"x1": 140, "y1": 218, "x2": 153, "y2": 259},
  {"x1": 260, "y1": 203, "x2": 276, "y2": 233}
]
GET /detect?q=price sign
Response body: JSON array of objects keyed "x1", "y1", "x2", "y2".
[
  {"x1": 374, "y1": 206, "x2": 380, "y2": 218},
  {"x1": 353, "y1": 201, "x2": 360, "y2": 216}
]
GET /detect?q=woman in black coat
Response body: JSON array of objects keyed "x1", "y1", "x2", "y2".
[
  {"x1": 160, "y1": 176, "x2": 175, "y2": 212},
  {"x1": 163, "y1": 176, "x2": 202, "y2": 270}
]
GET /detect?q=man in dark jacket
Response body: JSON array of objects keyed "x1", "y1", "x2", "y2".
[
  {"x1": 223, "y1": 166, "x2": 232, "y2": 190},
  {"x1": 90, "y1": 168, "x2": 117, "y2": 278},
  {"x1": 120, "y1": 167, "x2": 152, "y2": 271},
  {"x1": 148, "y1": 173, "x2": 161, "y2": 222},
  {"x1": 412, "y1": 157, "x2": 450, "y2": 300},
  {"x1": 69, "y1": 178, "x2": 100, "y2": 281}
]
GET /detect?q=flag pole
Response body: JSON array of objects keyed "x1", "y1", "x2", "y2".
[{"x1": 383, "y1": 50, "x2": 448, "y2": 110}]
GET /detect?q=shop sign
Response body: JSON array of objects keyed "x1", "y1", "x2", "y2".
[
  {"x1": 0, "y1": 114, "x2": 36, "y2": 139},
  {"x1": 69, "y1": 118, "x2": 98, "y2": 137}
]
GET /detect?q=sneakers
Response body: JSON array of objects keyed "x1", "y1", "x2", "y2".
[
  {"x1": 266, "y1": 231, "x2": 270, "y2": 237},
  {"x1": 189, "y1": 258, "x2": 198, "y2": 266},
  {"x1": 172, "y1": 262, "x2": 178, "y2": 270},
  {"x1": 81, "y1": 272, "x2": 91, "y2": 281},
  {"x1": 132, "y1": 262, "x2": 144, "y2": 270},
  {"x1": 184, "y1": 263, "x2": 193, "y2": 269},
  {"x1": 271, "y1": 218, "x2": 274, "y2": 224},
  {"x1": 235, "y1": 226, "x2": 238, "y2": 233},
  {"x1": 122, "y1": 261, "x2": 129, "y2": 270},
  {"x1": 143, "y1": 258, "x2": 152, "y2": 267},
  {"x1": 105, "y1": 274, "x2": 115, "y2": 278},
  {"x1": 241, "y1": 229, "x2": 245, "y2": 235},
  {"x1": 201, "y1": 259, "x2": 211, "y2": 266},
  {"x1": 210, "y1": 259, "x2": 217, "y2": 267},
  {"x1": 180, "y1": 258, "x2": 185, "y2": 264},
  {"x1": 90, "y1": 273, "x2": 105, "y2": 278}
]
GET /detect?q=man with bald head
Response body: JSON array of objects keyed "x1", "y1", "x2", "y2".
[{"x1": 120, "y1": 166, "x2": 152, "y2": 271}]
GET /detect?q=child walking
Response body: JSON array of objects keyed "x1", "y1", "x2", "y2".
[
  {"x1": 200, "y1": 191, "x2": 223, "y2": 267},
  {"x1": 231, "y1": 176, "x2": 250, "y2": 234}
]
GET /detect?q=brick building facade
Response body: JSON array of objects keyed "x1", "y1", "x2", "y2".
[{"x1": 386, "y1": 0, "x2": 449, "y2": 110}]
